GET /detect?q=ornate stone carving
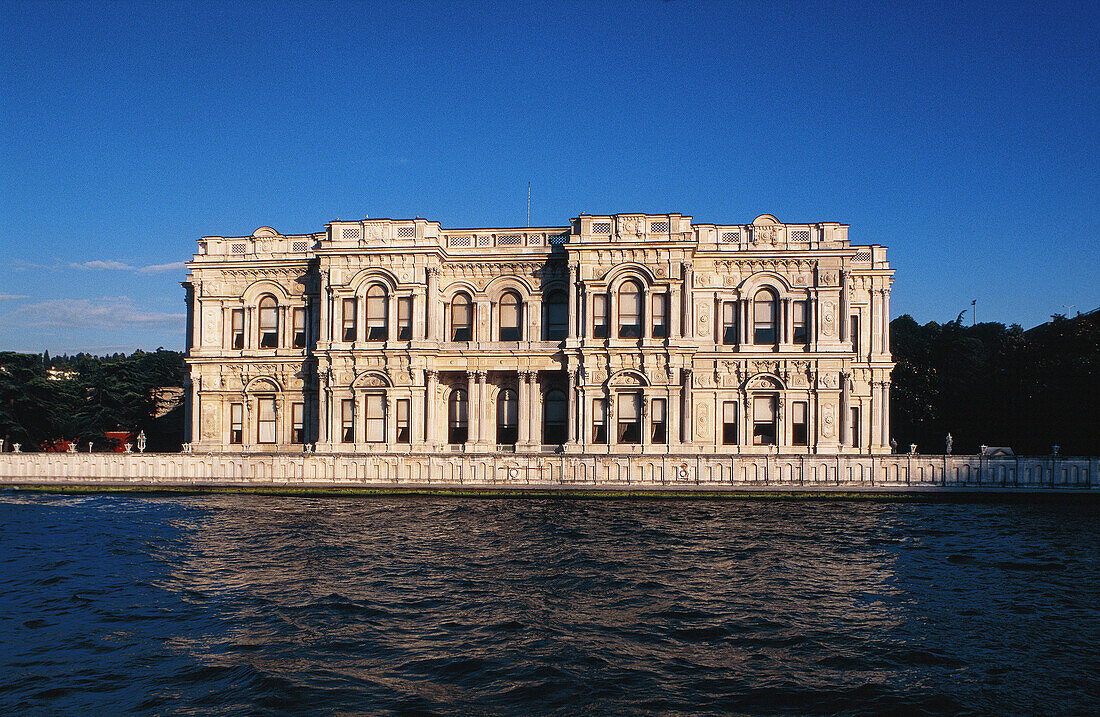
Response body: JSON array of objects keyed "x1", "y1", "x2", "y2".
[{"x1": 822, "y1": 403, "x2": 836, "y2": 437}]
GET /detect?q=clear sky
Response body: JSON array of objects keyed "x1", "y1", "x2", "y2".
[{"x1": 1, "y1": 0, "x2": 1097, "y2": 354}]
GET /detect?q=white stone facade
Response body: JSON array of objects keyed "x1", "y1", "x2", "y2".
[{"x1": 183, "y1": 213, "x2": 894, "y2": 455}]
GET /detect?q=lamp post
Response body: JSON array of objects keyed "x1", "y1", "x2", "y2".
[{"x1": 137, "y1": 430, "x2": 147, "y2": 453}]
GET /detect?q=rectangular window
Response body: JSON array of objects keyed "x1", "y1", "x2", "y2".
[
  {"x1": 397, "y1": 297, "x2": 412, "y2": 340},
  {"x1": 753, "y1": 396, "x2": 776, "y2": 446},
  {"x1": 257, "y1": 397, "x2": 276, "y2": 444},
  {"x1": 545, "y1": 299, "x2": 568, "y2": 340},
  {"x1": 364, "y1": 394, "x2": 384, "y2": 443},
  {"x1": 754, "y1": 298, "x2": 776, "y2": 344},
  {"x1": 293, "y1": 307, "x2": 307, "y2": 348},
  {"x1": 651, "y1": 398, "x2": 666, "y2": 444},
  {"x1": 396, "y1": 399, "x2": 410, "y2": 443},
  {"x1": 259, "y1": 303, "x2": 278, "y2": 348},
  {"x1": 231, "y1": 309, "x2": 244, "y2": 349},
  {"x1": 593, "y1": 294, "x2": 609, "y2": 339},
  {"x1": 723, "y1": 401, "x2": 738, "y2": 445},
  {"x1": 722, "y1": 302, "x2": 738, "y2": 345},
  {"x1": 291, "y1": 402, "x2": 304, "y2": 444},
  {"x1": 617, "y1": 393, "x2": 641, "y2": 444},
  {"x1": 341, "y1": 399, "x2": 354, "y2": 443},
  {"x1": 851, "y1": 407, "x2": 860, "y2": 448},
  {"x1": 793, "y1": 301, "x2": 808, "y2": 344},
  {"x1": 592, "y1": 399, "x2": 607, "y2": 444},
  {"x1": 451, "y1": 301, "x2": 472, "y2": 342},
  {"x1": 342, "y1": 298, "x2": 357, "y2": 342},
  {"x1": 651, "y1": 293, "x2": 668, "y2": 338},
  {"x1": 792, "y1": 401, "x2": 808, "y2": 446},
  {"x1": 230, "y1": 403, "x2": 243, "y2": 444},
  {"x1": 851, "y1": 314, "x2": 860, "y2": 355},
  {"x1": 366, "y1": 292, "x2": 387, "y2": 341}
]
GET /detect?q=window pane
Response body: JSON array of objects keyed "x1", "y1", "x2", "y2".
[
  {"x1": 593, "y1": 294, "x2": 608, "y2": 338},
  {"x1": 365, "y1": 394, "x2": 384, "y2": 442},
  {"x1": 754, "y1": 292, "x2": 776, "y2": 344},
  {"x1": 651, "y1": 293, "x2": 667, "y2": 337},
  {"x1": 618, "y1": 393, "x2": 640, "y2": 420},
  {"x1": 722, "y1": 302, "x2": 737, "y2": 344},
  {"x1": 592, "y1": 399, "x2": 607, "y2": 444},
  {"x1": 343, "y1": 298, "x2": 357, "y2": 342},
  {"x1": 259, "y1": 297, "x2": 278, "y2": 348},
  {"x1": 397, "y1": 297, "x2": 412, "y2": 340},
  {"x1": 546, "y1": 293, "x2": 567, "y2": 340},
  {"x1": 396, "y1": 399, "x2": 409, "y2": 443},
  {"x1": 500, "y1": 294, "x2": 520, "y2": 340},
  {"x1": 452, "y1": 296, "x2": 472, "y2": 341},
  {"x1": 793, "y1": 300, "x2": 808, "y2": 343},
  {"x1": 366, "y1": 286, "x2": 387, "y2": 340},
  {"x1": 618, "y1": 283, "x2": 641, "y2": 337},
  {"x1": 722, "y1": 401, "x2": 738, "y2": 445}
]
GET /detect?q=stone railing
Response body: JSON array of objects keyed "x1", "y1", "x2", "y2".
[{"x1": 0, "y1": 453, "x2": 1095, "y2": 491}]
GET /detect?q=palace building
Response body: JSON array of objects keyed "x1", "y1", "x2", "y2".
[{"x1": 182, "y1": 212, "x2": 894, "y2": 455}]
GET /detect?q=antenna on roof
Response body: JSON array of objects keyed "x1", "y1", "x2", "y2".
[{"x1": 527, "y1": 182, "x2": 531, "y2": 228}]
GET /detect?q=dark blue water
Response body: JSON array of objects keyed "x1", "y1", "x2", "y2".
[{"x1": 1, "y1": 494, "x2": 1097, "y2": 715}]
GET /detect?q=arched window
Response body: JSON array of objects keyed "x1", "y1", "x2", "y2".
[
  {"x1": 497, "y1": 388, "x2": 518, "y2": 445},
  {"x1": 365, "y1": 284, "x2": 388, "y2": 341},
  {"x1": 542, "y1": 389, "x2": 567, "y2": 445},
  {"x1": 258, "y1": 296, "x2": 279, "y2": 348},
  {"x1": 499, "y1": 292, "x2": 522, "y2": 341},
  {"x1": 448, "y1": 388, "x2": 468, "y2": 444},
  {"x1": 544, "y1": 291, "x2": 568, "y2": 340},
  {"x1": 753, "y1": 289, "x2": 778, "y2": 345},
  {"x1": 451, "y1": 294, "x2": 473, "y2": 342},
  {"x1": 618, "y1": 281, "x2": 642, "y2": 338}
]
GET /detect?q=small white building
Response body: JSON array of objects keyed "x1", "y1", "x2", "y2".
[{"x1": 183, "y1": 212, "x2": 894, "y2": 455}]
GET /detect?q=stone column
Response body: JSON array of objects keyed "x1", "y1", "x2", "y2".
[
  {"x1": 607, "y1": 389, "x2": 616, "y2": 447},
  {"x1": 567, "y1": 370, "x2": 577, "y2": 444},
  {"x1": 424, "y1": 370, "x2": 437, "y2": 445},
  {"x1": 883, "y1": 289, "x2": 892, "y2": 355},
  {"x1": 681, "y1": 369, "x2": 693, "y2": 444},
  {"x1": 386, "y1": 394, "x2": 396, "y2": 446},
  {"x1": 245, "y1": 306, "x2": 254, "y2": 349},
  {"x1": 466, "y1": 371, "x2": 477, "y2": 448},
  {"x1": 782, "y1": 298, "x2": 790, "y2": 344},
  {"x1": 740, "y1": 299, "x2": 750, "y2": 345},
  {"x1": 839, "y1": 372, "x2": 850, "y2": 448},
  {"x1": 528, "y1": 372, "x2": 541, "y2": 446},
  {"x1": 579, "y1": 385, "x2": 589, "y2": 448},
  {"x1": 477, "y1": 371, "x2": 488, "y2": 445},
  {"x1": 870, "y1": 381, "x2": 882, "y2": 451},
  {"x1": 567, "y1": 264, "x2": 578, "y2": 339},
  {"x1": 839, "y1": 270, "x2": 849, "y2": 343},
  {"x1": 882, "y1": 380, "x2": 892, "y2": 448},
  {"x1": 517, "y1": 371, "x2": 530, "y2": 445},
  {"x1": 681, "y1": 262, "x2": 694, "y2": 338},
  {"x1": 426, "y1": 267, "x2": 439, "y2": 340}
]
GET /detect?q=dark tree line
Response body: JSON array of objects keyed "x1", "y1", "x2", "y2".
[
  {"x1": 0, "y1": 349, "x2": 185, "y2": 452},
  {"x1": 890, "y1": 312, "x2": 1099, "y2": 456},
  {"x1": 1, "y1": 313, "x2": 1096, "y2": 456}
]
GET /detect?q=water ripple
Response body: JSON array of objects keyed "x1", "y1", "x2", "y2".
[{"x1": 0, "y1": 493, "x2": 1098, "y2": 714}]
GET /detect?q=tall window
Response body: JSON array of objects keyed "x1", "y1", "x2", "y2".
[
  {"x1": 341, "y1": 399, "x2": 354, "y2": 442},
  {"x1": 851, "y1": 314, "x2": 860, "y2": 355},
  {"x1": 617, "y1": 393, "x2": 641, "y2": 444},
  {"x1": 723, "y1": 401, "x2": 738, "y2": 445},
  {"x1": 543, "y1": 389, "x2": 567, "y2": 444},
  {"x1": 753, "y1": 290, "x2": 777, "y2": 345},
  {"x1": 593, "y1": 294, "x2": 609, "y2": 338},
  {"x1": 722, "y1": 302, "x2": 738, "y2": 345},
  {"x1": 592, "y1": 399, "x2": 607, "y2": 444},
  {"x1": 850, "y1": 407, "x2": 860, "y2": 448},
  {"x1": 342, "y1": 298, "x2": 357, "y2": 342},
  {"x1": 257, "y1": 396, "x2": 276, "y2": 443},
  {"x1": 448, "y1": 389, "x2": 468, "y2": 444},
  {"x1": 231, "y1": 309, "x2": 244, "y2": 349},
  {"x1": 230, "y1": 403, "x2": 243, "y2": 444},
  {"x1": 259, "y1": 297, "x2": 279, "y2": 348},
  {"x1": 618, "y1": 282, "x2": 642, "y2": 338},
  {"x1": 651, "y1": 293, "x2": 668, "y2": 338},
  {"x1": 293, "y1": 307, "x2": 307, "y2": 348},
  {"x1": 397, "y1": 297, "x2": 412, "y2": 340},
  {"x1": 544, "y1": 291, "x2": 567, "y2": 341},
  {"x1": 497, "y1": 389, "x2": 518, "y2": 444},
  {"x1": 365, "y1": 285, "x2": 387, "y2": 341},
  {"x1": 793, "y1": 301, "x2": 808, "y2": 344},
  {"x1": 396, "y1": 399, "x2": 410, "y2": 443},
  {"x1": 499, "y1": 292, "x2": 521, "y2": 341},
  {"x1": 651, "y1": 398, "x2": 666, "y2": 444},
  {"x1": 364, "y1": 394, "x2": 384, "y2": 443},
  {"x1": 753, "y1": 396, "x2": 777, "y2": 445},
  {"x1": 451, "y1": 294, "x2": 472, "y2": 342},
  {"x1": 792, "y1": 401, "x2": 808, "y2": 446},
  {"x1": 291, "y1": 403, "x2": 304, "y2": 444}
]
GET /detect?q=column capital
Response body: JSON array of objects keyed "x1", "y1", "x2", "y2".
[
  {"x1": 426, "y1": 266, "x2": 441, "y2": 278},
  {"x1": 681, "y1": 261, "x2": 692, "y2": 274},
  {"x1": 476, "y1": 370, "x2": 487, "y2": 382},
  {"x1": 425, "y1": 368, "x2": 438, "y2": 381}
]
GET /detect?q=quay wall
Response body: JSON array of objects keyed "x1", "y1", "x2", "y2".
[{"x1": 0, "y1": 453, "x2": 1095, "y2": 492}]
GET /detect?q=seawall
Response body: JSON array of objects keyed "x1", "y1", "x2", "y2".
[{"x1": 0, "y1": 452, "x2": 1095, "y2": 495}]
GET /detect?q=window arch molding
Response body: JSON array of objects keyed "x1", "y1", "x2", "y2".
[
  {"x1": 735, "y1": 272, "x2": 793, "y2": 297},
  {"x1": 241, "y1": 280, "x2": 290, "y2": 305},
  {"x1": 483, "y1": 275, "x2": 535, "y2": 302},
  {"x1": 601, "y1": 262, "x2": 658, "y2": 288},
  {"x1": 350, "y1": 370, "x2": 392, "y2": 390},
  {"x1": 347, "y1": 268, "x2": 399, "y2": 295}
]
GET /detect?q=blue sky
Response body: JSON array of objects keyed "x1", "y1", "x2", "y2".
[{"x1": 1, "y1": 0, "x2": 1097, "y2": 353}]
